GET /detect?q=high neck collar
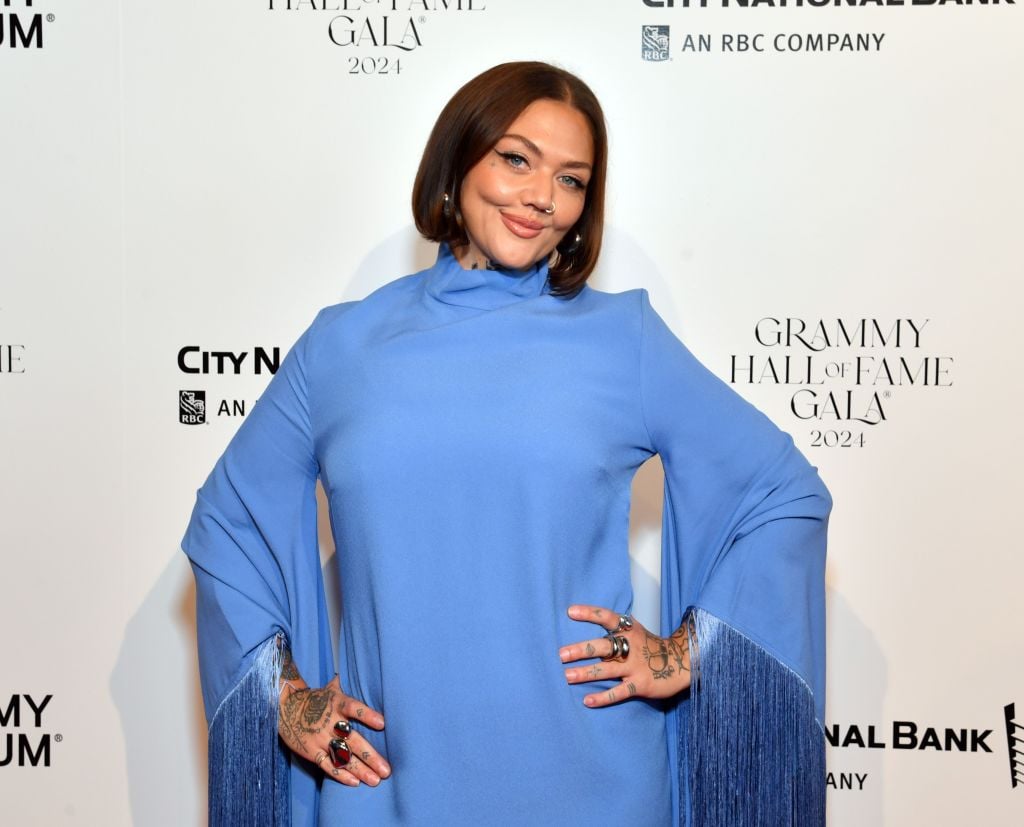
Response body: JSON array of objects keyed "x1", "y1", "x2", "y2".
[{"x1": 422, "y1": 242, "x2": 551, "y2": 310}]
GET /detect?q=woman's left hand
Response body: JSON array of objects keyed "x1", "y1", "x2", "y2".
[{"x1": 559, "y1": 604, "x2": 695, "y2": 707}]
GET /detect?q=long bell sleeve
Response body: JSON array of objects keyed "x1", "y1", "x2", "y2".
[
  {"x1": 181, "y1": 309, "x2": 334, "y2": 827},
  {"x1": 638, "y1": 290, "x2": 833, "y2": 826}
]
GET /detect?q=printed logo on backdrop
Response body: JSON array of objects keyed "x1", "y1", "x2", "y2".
[
  {"x1": 1, "y1": 306, "x2": 26, "y2": 375},
  {"x1": 266, "y1": 0, "x2": 488, "y2": 76},
  {"x1": 1, "y1": 694, "x2": 58, "y2": 768},
  {"x1": 177, "y1": 345, "x2": 280, "y2": 424},
  {"x1": 179, "y1": 390, "x2": 207, "y2": 425},
  {"x1": 729, "y1": 317, "x2": 953, "y2": 448},
  {"x1": 641, "y1": 25, "x2": 671, "y2": 61},
  {"x1": 1, "y1": 0, "x2": 55, "y2": 49},
  {"x1": 639, "y1": 0, "x2": 1014, "y2": 57},
  {"x1": 1007, "y1": 703, "x2": 1022, "y2": 788},
  {"x1": 825, "y1": 702, "x2": 1022, "y2": 791},
  {"x1": 0, "y1": 344, "x2": 25, "y2": 374}
]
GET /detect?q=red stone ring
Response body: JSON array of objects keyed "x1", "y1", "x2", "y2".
[
  {"x1": 333, "y1": 720, "x2": 353, "y2": 737},
  {"x1": 329, "y1": 737, "x2": 352, "y2": 768}
]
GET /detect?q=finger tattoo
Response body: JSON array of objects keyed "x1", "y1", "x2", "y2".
[{"x1": 585, "y1": 643, "x2": 595, "y2": 656}]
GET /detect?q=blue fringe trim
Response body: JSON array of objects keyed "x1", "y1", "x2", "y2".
[
  {"x1": 684, "y1": 608, "x2": 825, "y2": 827},
  {"x1": 207, "y1": 633, "x2": 291, "y2": 826}
]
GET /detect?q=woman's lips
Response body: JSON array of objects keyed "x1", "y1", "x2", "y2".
[{"x1": 500, "y1": 212, "x2": 545, "y2": 239}]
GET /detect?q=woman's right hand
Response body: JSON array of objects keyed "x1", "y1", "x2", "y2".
[{"x1": 278, "y1": 673, "x2": 392, "y2": 787}]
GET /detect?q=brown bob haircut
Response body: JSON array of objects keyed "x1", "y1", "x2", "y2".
[{"x1": 411, "y1": 61, "x2": 608, "y2": 298}]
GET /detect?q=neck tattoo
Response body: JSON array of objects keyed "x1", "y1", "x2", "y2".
[{"x1": 470, "y1": 258, "x2": 498, "y2": 271}]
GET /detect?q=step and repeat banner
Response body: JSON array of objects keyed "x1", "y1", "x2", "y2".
[{"x1": 1, "y1": 1, "x2": 1021, "y2": 824}]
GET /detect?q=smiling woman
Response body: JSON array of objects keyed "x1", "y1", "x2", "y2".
[
  {"x1": 453, "y1": 99, "x2": 593, "y2": 272},
  {"x1": 458, "y1": 98, "x2": 593, "y2": 268},
  {"x1": 412, "y1": 61, "x2": 608, "y2": 295},
  {"x1": 182, "y1": 60, "x2": 832, "y2": 827},
  {"x1": 458, "y1": 99, "x2": 593, "y2": 268}
]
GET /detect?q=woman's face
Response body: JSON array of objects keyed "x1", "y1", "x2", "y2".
[{"x1": 456, "y1": 99, "x2": 594, "y2": 272}]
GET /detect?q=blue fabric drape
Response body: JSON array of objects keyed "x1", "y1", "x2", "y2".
[{"x1": 640, "y1": 290, "x2": 831, "y2": 825}]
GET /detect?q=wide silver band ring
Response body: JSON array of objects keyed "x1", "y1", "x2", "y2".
[{"x1": 601, "y1": 633, "x2": 630, "y2": 661}]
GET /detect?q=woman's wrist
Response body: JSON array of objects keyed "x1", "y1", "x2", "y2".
[
  {"x1": 664, "y1": 616, "x2": 696, "y2": 695},
  {"x1": 278, "y1": 644, "x2": 308, "y2": 698}
]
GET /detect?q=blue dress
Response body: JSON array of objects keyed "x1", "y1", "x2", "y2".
[{"x1": 182, "y1": 242, "x2": 833, "y2": 826}]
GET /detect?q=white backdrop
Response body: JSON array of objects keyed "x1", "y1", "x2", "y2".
[{"x1": 1, "y1": 0, "x2": 1021, "y2": 823}]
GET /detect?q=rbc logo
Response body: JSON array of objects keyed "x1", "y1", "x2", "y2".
[
  {"x1": 642, "y1": 25, "x2": 670, "y2": 62},
  {"x1": 179, "y1": 390, "x2": 206, "y2": 425}
]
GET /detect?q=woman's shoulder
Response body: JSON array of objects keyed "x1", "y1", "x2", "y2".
[
  {"x1": 567, "y1": 283, "x2": 649, "y2": 334},
  {"x1": 571, "y1": 282, "x2": 646, "y2": 311},
  {"x1": 309, "y1": 270, "x2": 422, "y2": 327}
]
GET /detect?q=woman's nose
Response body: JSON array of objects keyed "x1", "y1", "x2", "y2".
[{"x1": 522, "y1": 178, "x2": 555, "y2": 215}]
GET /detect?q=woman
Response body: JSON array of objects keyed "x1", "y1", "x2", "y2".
[{"x1": 182, "y1": 61, "x2": 832, "y2": 826}]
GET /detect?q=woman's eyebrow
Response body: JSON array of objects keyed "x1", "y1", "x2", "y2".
[{"x1": 501, "y1": 133, "x2": 593, "y2": 171}]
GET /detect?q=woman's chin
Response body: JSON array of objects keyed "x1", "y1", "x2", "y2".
[{"x1": 488, "y1": 242, "x2": 551, "y2": 272}]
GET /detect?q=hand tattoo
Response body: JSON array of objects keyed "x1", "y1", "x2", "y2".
[
  {"x1": 641, "y1": 630, "x2": 675, "y2": 680},
  {"x1": 667, "y1": 616, "x2": 695, "y2": 674},
  {"x1": 279, "y1": 685, "x2": 338, "y2": 755},
  {"x1": 280, "y1": 646, "x2": 301, "y2": 682},
  {"x1": 641, "y1": 617, "x2": 697, "y2": 682}
]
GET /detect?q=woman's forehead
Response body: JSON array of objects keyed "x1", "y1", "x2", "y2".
[{"x1": 502, "y1": 99, "x2": 595, "y2": 166}]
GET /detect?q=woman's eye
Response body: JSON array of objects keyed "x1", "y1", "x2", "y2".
[
  {"x1": 497, "y1": 151, "x2": 527, "y2": 168},
  {"x1": 560, "y1": 175, "x2": 587, "y2": 190}
]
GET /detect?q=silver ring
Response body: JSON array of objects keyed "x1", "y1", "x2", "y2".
[
  {"x1": 601, "y1": 633, "x2": 630, "y2": 661},
  {"x1": 543, "y1": 201, "x2": 555, "y2": 215},
  {"x1": 613, "y1": 614, "x2": 634, "y2": 633}
]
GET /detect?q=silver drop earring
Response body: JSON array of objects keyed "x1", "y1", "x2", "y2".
[{"x1": 560, "y1": 232, "x2": 582, "y2": 255}]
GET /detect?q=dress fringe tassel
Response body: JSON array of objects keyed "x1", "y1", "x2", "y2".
[
  {"x1": 684, "y1": 608, "x2": 825, "y2": 826},
  {"x1": 207, "y1": 633, "x2": 291, "y2": 826}
]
